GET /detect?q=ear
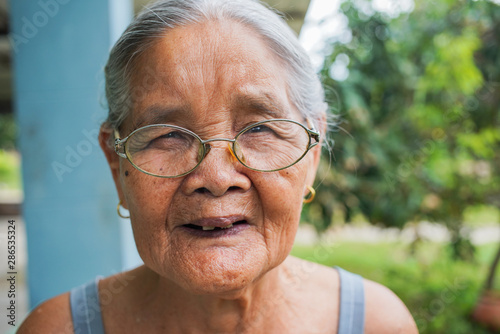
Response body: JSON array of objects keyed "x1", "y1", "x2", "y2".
[
  {"x1": 304, "y1": 114, "x2": 327, "y2": 191},
  {"x1": 305, "y1": 143, "x2": 321, "y2": 191},
  {"x1": 99, "y1": 124, "x2": 127, "y2": 209}
]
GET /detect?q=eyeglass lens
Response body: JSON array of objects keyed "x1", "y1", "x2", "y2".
[{"x1": 125, "y1": 120, "x2": 312, "y2": 177}]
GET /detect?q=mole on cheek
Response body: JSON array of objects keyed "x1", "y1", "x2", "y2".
[{"x1": 125, "y1": 170, "x2": 129, "y2": 177}]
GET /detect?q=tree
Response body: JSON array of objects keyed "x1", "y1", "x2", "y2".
[{"x1": 305, "y1": 0, "x2": 500, "y2": 261}]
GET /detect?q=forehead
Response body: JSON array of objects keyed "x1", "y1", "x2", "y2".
[{"x1": 126, "y1": 19, "x2": 296, "y2": 128}]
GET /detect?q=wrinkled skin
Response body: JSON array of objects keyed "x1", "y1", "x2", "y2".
[{"x1": 108, "y1": 19, "x2": 321, "y2": 297}]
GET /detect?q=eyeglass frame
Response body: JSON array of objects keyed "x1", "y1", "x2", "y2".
[{"x1": 114, "y1": 118, "x2": 320, "y2": 178}]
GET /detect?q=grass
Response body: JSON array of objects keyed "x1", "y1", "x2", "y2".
[
  {"x1": 291, "y1": 241, "x2": 499, "y2": 334},
  {"x1": 463, "y1": 205, "x2": 500, "y2": 227},
  {"x1": 0, "y1": 150, "x2": 22, "y2": 191}
]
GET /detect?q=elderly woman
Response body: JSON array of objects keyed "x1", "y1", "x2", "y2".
[{"x1": 19, "y1": 0, "x2": 417, "y2": 333}]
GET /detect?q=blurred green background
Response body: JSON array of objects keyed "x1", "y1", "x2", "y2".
[
  {"x1": 298, "y1": 0, "x2": 500, "y2": 332},
  {"x1": 1, "y1": 0, "x2": 499, "y2": 333}
]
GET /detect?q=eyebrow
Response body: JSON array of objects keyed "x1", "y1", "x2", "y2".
[
  {"x1": 233, "y1": 92, "x2": 288, "y2": 119},
  {"x1": 133, "y1": 105, "x2": 190, "y2": 129},
  {"x1": 131, "y1": 92, "x2": 289, "y2": 131}
]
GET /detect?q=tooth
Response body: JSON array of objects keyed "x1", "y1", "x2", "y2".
[
  {"x1": 202, "y1": 226, "x2": 215, "y2": 231},
  {"x1": 221, "y1": 224, "x2": 233, "y2": 229}
]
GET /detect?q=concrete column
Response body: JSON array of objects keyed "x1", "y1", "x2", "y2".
[{"x1": 9, "y1": 0, "x2": 136, "y2": 308}]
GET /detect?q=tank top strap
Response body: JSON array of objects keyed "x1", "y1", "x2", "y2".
[
  {"x1": 70, "y1": 277, "x2": 105, "y2": 334},
  {"x1": 335, "y1": 266, "x2": 365, "y2": 334}
]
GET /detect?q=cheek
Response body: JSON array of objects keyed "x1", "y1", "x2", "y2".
[
  {"x1": 257, "y1": 167, "x2": 307, "y2": 255},
  {"x1": 122, "y1": 164, "x2": 179, "y2": 214},
  {"x1": 120, "y1": 169, "x2": 181, "y2": 262}
]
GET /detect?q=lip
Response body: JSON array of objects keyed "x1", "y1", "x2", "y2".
[
  {"x1": 178, "y1": 222, "x2": 250, "y2": 238},
  {"x1": 182, "y1": 215, "x2": 248, "y2": 228},
  {"x1": 177, "y1": 216, "x2": 251, "y2": 239}
]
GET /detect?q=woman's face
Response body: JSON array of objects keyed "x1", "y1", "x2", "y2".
[{"x1": 104, "y1": 20, "x2": 321, "y2": 295}]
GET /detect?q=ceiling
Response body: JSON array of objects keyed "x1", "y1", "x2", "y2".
[
  {"x1": 0, "y1": 0, "x2": 311, "y2": 115},
  {"x1": 133, "y1": 0, "x2": 311, "y2": 34}
]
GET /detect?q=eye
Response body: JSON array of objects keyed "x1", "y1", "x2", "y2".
[
  {"x1": 247, "y1": 125, "x2": 273, "y2": 133},
  {"x1": 239, "y1": 121, "x2": 302, "y2": 144},
  {"x1": 128, "y1": 128, "x2": 196, "y2": 154},
  {"x1": 158, "y1": 131, "x2": 185, "y2": 139},
  {"x1": 150, "y1": 131, "x2": 192, "y2": 148}
]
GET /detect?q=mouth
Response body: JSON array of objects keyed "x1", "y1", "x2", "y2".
[
  {"x1": 183, "y1": 220, "x2": 248, "y2": 231},
  {"x1": 179, "y1": 217, "x2": 250, "y2": 238}
]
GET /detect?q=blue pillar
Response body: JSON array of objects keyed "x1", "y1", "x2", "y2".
[{"x1": 9, "y1": 0, "x2": 136, "y2": 308}]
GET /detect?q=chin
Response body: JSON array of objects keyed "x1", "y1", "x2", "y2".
[
  {"x1": 165, "y1": 246, "x2": 271, "y2": 296},
  {"x1": 184, "y1": 276, "x2": 253, "y2": 297}
]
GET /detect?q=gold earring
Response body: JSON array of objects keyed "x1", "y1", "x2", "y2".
[
  {"x1": 303, "y1": 185, "x2": 316, "y2": 204},
  {"x1": 117, "y1": 200, "x2": 130, "y2": 219}
]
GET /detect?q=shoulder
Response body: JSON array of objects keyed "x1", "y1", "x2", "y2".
[
  {"x1": 283, "y1": 258, "x2": 417, "y2": 333},
  {"x1": 281, "y1": 257, "x2": 341, "y2": 332},
  {"x1": 17, "y1": 292, "x2": 74, "y2": 334},
  {"x1": 284, "y1": 256, "x2": 340, "y2": 291},
  {"x1": 363, "y1": 278, "x2": 419, "y2": 334},
  {"x1": 18, "y1": 270, "x2": 137, "y2": 334}
]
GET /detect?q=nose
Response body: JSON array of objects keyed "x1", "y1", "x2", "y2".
[{"x1": 181, "y1": 140, "x2": 251, "y2": 197}]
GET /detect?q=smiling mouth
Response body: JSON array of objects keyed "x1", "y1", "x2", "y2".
[{"x1": 183, "y1": 220, "x2": 248, "y2": 231}]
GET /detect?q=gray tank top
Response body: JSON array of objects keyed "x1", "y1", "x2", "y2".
[{"x1": 70, "y1": 266, "x2": 365, "y2": 333}]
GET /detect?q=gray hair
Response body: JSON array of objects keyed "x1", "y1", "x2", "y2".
[{"x1": 104, "y1": 0, "x2": 328, "y2": 132}]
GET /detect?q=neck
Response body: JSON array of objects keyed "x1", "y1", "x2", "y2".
[{"x1": 131, "y1": 261, "x2": 291, "y2": 333}]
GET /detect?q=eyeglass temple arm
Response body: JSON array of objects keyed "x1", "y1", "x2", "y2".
[
  {"x1": 306, "y1": 118, "x2": 320, "y2": 146},
  {"x1": 113, "y1": 128, "x2": 127, "y2": 158}
]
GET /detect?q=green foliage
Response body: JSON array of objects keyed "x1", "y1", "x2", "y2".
[
  {"x1": 291, "y1": 241, "x2": 498, "y2": 334},
  {"x1": 0, "y1": 150, "x2": 22, "y2": 190},
  {"x1": 0, "y1": 113, "x2": 17, "y2": 150},
  {"x1": 463, "y1": 204, "x2": 500, "y2": 227},
  {"x1": 306, "y1": 0, "x2": 500, "y2": 261}
]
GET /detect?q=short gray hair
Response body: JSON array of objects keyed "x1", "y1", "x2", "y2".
[{"x1": 104, "y1": 0, "x2": 328, "y2": 132}]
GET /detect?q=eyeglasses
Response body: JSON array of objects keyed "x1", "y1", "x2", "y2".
[{"x1": 114, "y1": 119, "x2": 320, "y2": 178}]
